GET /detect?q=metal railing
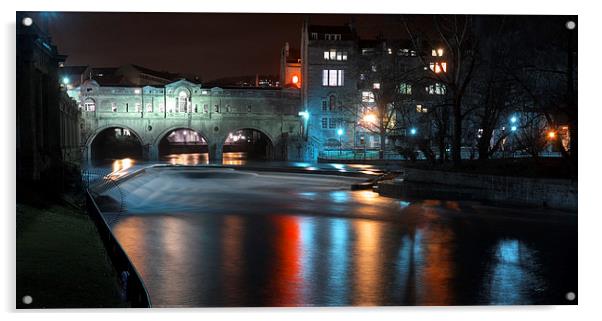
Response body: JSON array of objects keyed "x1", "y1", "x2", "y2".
[{"x1": 85, "y1": 190, "x2": 151, "y2": 308}]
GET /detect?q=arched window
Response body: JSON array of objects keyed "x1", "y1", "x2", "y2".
[
  {"x1": 84, "y1": 98, "x2": 96, "y2": 112},
  {"x1": 177, "y1": 91, "x2": 188, "y2": 113},
  {"x1": 329, "y1": 95, "x2": 336, "y2": 112}
]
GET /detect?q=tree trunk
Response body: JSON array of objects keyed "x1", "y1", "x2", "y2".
[
  {"x1": 452, "y1": 101, "x2": 462, "y2": 166},
  {"x1": 379, "y1": 131, "x2": 386, "y2": 160}
]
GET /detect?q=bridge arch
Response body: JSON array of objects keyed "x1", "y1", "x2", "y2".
[
  {"x1": 155, "y1": 127, "x2": 210, "y2": 165},
  {"x1": 85, "y1": 125, "x2": 145, "y2": 165},
  {"x1": 220, "y1": 127, "x2": 276, "y2": 163}
]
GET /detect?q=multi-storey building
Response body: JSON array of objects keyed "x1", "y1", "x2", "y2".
[
  {"x1": 300, "y1": 22, "x2": 450, "y2": 158},
  {"x1": 300, "y1": 23, "x2": 359, "y2": 153}
]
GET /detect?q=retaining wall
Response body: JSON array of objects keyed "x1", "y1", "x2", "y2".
[{"x1": 378, "y1": 168, "x2": 577, "y2": 211}]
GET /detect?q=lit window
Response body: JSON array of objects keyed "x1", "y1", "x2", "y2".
[
  {"x1": 426, "y1": 83, "x2": 447, "y2": 95},
  {"x1": 111, "y1": 102, "x2": 117, "y2": 112},
  {"x1": 329, "y1": 70, "x2": 338, "y2": 86},
  {"x1": 146, "y1": 103, "x2": 152, "y2": 113},
  {"x1": 324, "y1": 49, "x2": 348, "y2": 61},
  {"x1": 123, "y1": 129, "x2": 131, "y2": 136},
  {"x1": 416, "y1": 104, "x2": 428, "y2": 113},
  {"x1": 400, "y1": 83, "x2": 412, "y2": 95},
  {"x1": 388, "y1": 48, "x2": 392, "y2": 54},
  {"x1": 432, "y1": 49, "x2": 437, "y2": 57},
  {"x1": 371, "y1": 65, "x2": 377, "y2": 72},
  {"x1": 322, "y1": 69, "x2": 344, "y2": 87},
  {"x1": 178, "y1": 91, "x2": 188, "y2": 112},
  {"x1": 430, "y1": 62, "x2": 447, "y2": 73},
  {"x1": 437, "y1": 48, "x2": 444, "y2": 57},
  {"x1": 84, "y1": 99, "x2": 95, "y2": 112},
  {"x1": 361, "y1": 91, "x2": 375, "y2": 103},
  {"x1": 373, "y1": 83, "x2": 381, "y2": 90},
  {"x1": 134, "y1": 89, "x2": 141, "y2": 94},
  {"x1": 410, "y1": 50, "x2": 416, "y2": 56},
  {"x1": 322, "y1": 117, "x2": 328, "y2": 128}
]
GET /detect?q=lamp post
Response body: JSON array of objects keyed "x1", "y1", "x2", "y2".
[{"x1": 337, "y1": 128, "x2": 344, "y2": 157}]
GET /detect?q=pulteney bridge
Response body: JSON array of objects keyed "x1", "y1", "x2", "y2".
[{"x1": 75, "y1": 79, "x2": 314, "y2": 165}]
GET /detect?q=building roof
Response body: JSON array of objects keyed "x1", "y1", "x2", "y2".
[
  {"x1": 59, "y1": 65, "x2": 88, "y2": 75},
  {"x1": 129, "y1": 64, "x2": 180, "y2": 81}
]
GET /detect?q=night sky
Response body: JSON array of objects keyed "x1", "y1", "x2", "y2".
[{"x1": 47, "y1": 12, "x2": 406, "y2": 82}]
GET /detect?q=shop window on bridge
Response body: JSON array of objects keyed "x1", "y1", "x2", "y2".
[
  {"x1": 159, "y1": 102, "x2": 165, "y2": 113},
  {"x1": 177, "y1": 91, "x2": 188, "y2": 113},
  {"x1": 84, "y1": 99, "x2": 96, "y2": 112},
  {"x1": 204, "y1": 104, "x2": 209, "y2": 113},
  {"x1": 114, "y1": 128, "x2": 131, "y2": 136},
  {"x1": 226, "y1": 104, "x2": 231, "y2": 113},
  {"x1": 214, "y1": 104, "x2": 220, "y2": 113},
  {"x1": 135, "y1": 103, "x2": 141, "y2": 112},
  {"x1": 146, "y1": 103, "x2": 153, "y2": 113},
  {"x1": 194, "y1": 104, "x2": 198, "y2": 113},
  {"x1": 247, "y1": 105, "x2": 252, "y2": 113},
  {"x1": 111, "y1": 102, "x2": 117, "y2": 112}
]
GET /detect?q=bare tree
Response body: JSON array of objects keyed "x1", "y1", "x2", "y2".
[{"x1": 403, "y1": 15, "x2": 479, "y2": 166}]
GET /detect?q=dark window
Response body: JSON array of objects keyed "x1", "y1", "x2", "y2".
[
  {"x1": 322, "y1": 101, "x2": 327, "y2": 112},
  {"x1": 329, "y1": 95, "x2": 336, "y2": 112}
]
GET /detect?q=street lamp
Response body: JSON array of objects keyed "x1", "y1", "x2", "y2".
[
  {"x1": 337, "y1": 128, "x2": 344, "y2": 156},
  {"x1": 62, "y1": 77, "x2": 69, "y2": 85},
  {"x1": 548, "y1": 131, "x2": 557, "y2": 139},
  {"x1": 510, "y1": 116, "x2": 517, "y2": 124},
  {"x1": 410, "y1": 128, "x2": 417, "y2": 136},
  {"x1": 363, "y1": 113, "x2": 376, "y2": 124}
]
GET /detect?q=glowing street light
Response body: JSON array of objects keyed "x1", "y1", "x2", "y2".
[
  {"x1": 363, "y1": 113, "x2": 376, "y2": 124},
  {"x1": 511, "y1": 126, "x2": 517, "y2": 132},
  {"x1": 337, "y1": 128, "x2": 344, "y2": 136},
  {"x1": 298, "y1": 110, "x2": 309, "y2": 119},
  {"x1": 62, "y1": 77, "x2": 69, "y2": 85},
  {"x1": 548, "y1": 131, "x2": 557, "y2": 139},
  {"x1": 510, "y1": 116, "x2": 517, "y2": 123},
  {"x1": 410, "y1": 128, "x2": 417, "y2": 135}
]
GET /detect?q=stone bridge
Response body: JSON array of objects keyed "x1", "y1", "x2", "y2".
[{"x1": 75, "y1": 79, "x2": 314, "y2": 165}]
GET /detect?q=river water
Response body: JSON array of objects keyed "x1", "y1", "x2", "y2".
[{"x1": 94, "y1": 161, "x2": 576, "y2": 307}]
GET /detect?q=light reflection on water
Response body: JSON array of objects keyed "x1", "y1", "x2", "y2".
[
  {"x1": 110, "y1": 171, "x2": 576, "y2": 307},
  {"x1": 222, "y1": 152, "x2": 247, "y2": 165},
  {"x1": 162, "y1": 153, "x2": 209, "y2": 166}
]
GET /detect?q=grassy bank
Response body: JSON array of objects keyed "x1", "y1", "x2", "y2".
[{"x1": 16, "y1": 202, "x2": 127, "y2": 308}]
